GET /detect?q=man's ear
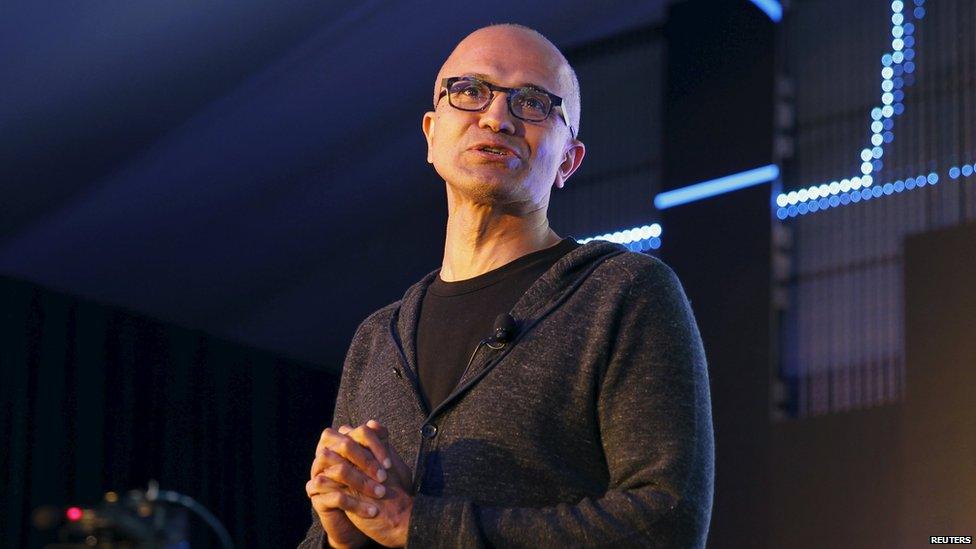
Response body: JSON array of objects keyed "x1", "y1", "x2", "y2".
[
  {"x1": 422, "y1": 111, "x2": 436, "y2": 164},
  {"x1": 553, "y1": 140, "x2": 586, "y2": 189}
]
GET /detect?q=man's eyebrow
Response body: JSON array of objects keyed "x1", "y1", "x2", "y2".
[{"x1": 464, "y1": 73, "x2": 553, "y2": 94}]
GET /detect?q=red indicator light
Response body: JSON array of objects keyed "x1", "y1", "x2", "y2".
[{"x1": 66, "y1": 507, "x2": 83, "y2": 521}]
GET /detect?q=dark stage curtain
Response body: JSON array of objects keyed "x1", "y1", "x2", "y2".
[{"x1": 0, "y1": 276, "x2": 340, "y2": 548}]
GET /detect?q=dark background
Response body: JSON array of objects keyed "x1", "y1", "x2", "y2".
[{"x1": 3, "y1": 1, "x2": 974, "y2": 547}]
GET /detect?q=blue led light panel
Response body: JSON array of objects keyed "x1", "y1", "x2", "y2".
[{"x1": 781, "y1": 0, "x2": 974, "y2": 197}]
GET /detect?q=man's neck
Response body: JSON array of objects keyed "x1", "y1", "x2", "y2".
[{"x1": 440, "y1": 198, "x2": 561, "y2": 282}]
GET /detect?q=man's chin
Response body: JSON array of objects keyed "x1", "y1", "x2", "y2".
[{"x1": 447, "y1": 175, "x2": 525, "y2": 203}]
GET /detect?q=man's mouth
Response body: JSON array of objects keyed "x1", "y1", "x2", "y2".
[{"x1": 470, "y1": 143, "x2": 518, "y2": 157}]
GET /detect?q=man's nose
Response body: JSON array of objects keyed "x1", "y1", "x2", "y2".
[{"x1": 478, "y1": 93, "x2": 517, "y2": 135}]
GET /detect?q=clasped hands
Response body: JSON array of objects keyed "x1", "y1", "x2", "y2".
[{"x1": 306, "y1": 419, "x2": 414, "y2": 548}]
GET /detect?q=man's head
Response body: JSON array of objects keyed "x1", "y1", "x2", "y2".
[{"x1": 422, "y1": 24, "x2": 585, "y2": 208}]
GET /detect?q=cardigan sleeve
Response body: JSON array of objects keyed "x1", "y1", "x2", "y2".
[
  {"x1": 297, "y1": 319, "x2": 386, "y2": 549},
  {"x1": 405, "y1": 261, "x2": 715, "y2": 548}
]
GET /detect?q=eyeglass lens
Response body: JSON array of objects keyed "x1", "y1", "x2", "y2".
[{"x1": 447, "y1": 79, "x2": 551, "y2": 122}]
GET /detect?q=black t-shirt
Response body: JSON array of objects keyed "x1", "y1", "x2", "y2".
[{"x1": 416, "y1": 238, "x2": 580, "y2": 412}]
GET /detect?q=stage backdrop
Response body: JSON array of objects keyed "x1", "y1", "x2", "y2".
[{"x1": 0, "y1": 275, "x2": 340, "y2": 548}]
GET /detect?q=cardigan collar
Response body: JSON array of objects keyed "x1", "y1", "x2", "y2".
[{"x1": 389, "y1": 239, "x2": 627, "y2": 382}]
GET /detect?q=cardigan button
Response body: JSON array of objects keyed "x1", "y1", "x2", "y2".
[{"x1": 420, "y1": 423, "x2": 438, "y2": 439}]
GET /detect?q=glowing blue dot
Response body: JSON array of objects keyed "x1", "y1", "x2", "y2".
[
  {"x1": 649, "y1": 238, "x2": 661, "y2": 249},
  {"x1": 892, "y1": 26, "x2": 904, "y2": 38},
  {"x1": 787, "y1": 205, "x2": 798, "y2": 217},
  {"x1": 861, "y1": 148, "x2": 873, "y2": 162},
  {"x1": 872, "y1": 121, "x2": 884, "y2": 133},
  {"x1": 872, "y1": 146, "x2": 884, "y2": 159},
  {"x1": 892, "y1": 0, "x2": 903, "y2": 13},
  {"x1": 894, "y1": 103, "x2": 905, "y2": 115},
  {"x1": 840, "y1": 193, "x2": 851, "y2": 205},
  {"x1": 905, "y1": 178, "x2": 916, "y2": 189},
  {"x1": 894, "y1": 64, "x2": 904, "y2": 76},
  {"x1": 861, "y1": 162, "x2": 874, "y2": 175},
  {"x1": 904, "y1": 49, "x2": 914, "y2": 61},
  {"x1": 892, "y1": 13, "x2": 904, "y2": 24},
  {"x1": 828, "y1": 195, "x2": 840, "y2": 207},
  {"x1": 894, "y1": 180, "x2": 905, "y2": 192},
  {"x1": 948, "y1": 167, "x2": 960, "y2": 179},
  {"x1": 851, "y1": 192, "x2": 862, "y2": 203},
  {"x1": 873, "y1": 186, "x2": 884, "y2": 197},
  {"x1": 894, "y1": 90, "x2": 905, "y2": 101},
  {"x1": 904, "y1": 36, "x2": 915, "y2": 47},
  {"x1": 776, "y1": 208, "x2": 788, "y2": 220},
  {"x1": 882, "y1": 105, "x2": 894, "y2": 118},
  {"x1": 904, "y1": 23, "x2": 915, "y2": 34},
  {"x1": 927, "y1": 172, "x2": 938, "y2": 184},
  {"x1": 883, "y1": 131, "x2": 894, "y2": 143},
  {"x1": 893, "y1": 76, "x2": 904, "y2": 88},
  {"x1": 904, "y1": 61, "x2": 915, "y2": 73},
  {"x1": 872, "y1": 159, "x2": 884, "y2": 171},
  {"x1": 872, "y1": 133, "x2": 884, "y2": 146},
  {"x1": 861, "y1": 188, "x2": 873, "y2": 200},
  {"x1": 819, "y1": 197, "x2": 830, "y2": 209},
  {"x1": 916, "y1": 175, "x2": 927, "y2": 186},
  {"x1": 892, "y1": 51, "x2": 905, "y2": 63},
  {"x1": 798, "y1": 203, "x2": 809, "y2": 215},
  {"x1": 883, "y1": 118, "x2": 895, "y2": 130},
  {"x1": 914, "y1": 0, "x2": 924, "y2": 5},
  {"x1": 914, "y1": 7, "x2": 925, "y2": 18},
  {"x1": 882, "y1": 54, "x2": 893, "y2": 67},
  {"x1": 882, "y1": 80, "x2": 894, "y2": 92},
  {"x1": 809, "y1": 201, "x2": 820, "y2": 212},
  {"x1": 871, "y1": 108, "x2": 883, "y2": 121},
  {"x1": 963, "y1": 165, "x2": 974, "y2": 177}
]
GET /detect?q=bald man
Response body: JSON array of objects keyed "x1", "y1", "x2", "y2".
[{"x1": 300, "y1": 24, "x2": 714, "y2": 549}]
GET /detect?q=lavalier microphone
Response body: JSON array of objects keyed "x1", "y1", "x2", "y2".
[{"x1": 492, "y1": 313, "x2": 518, "y2": 345}]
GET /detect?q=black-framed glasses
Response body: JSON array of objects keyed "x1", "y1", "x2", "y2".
[{"x1": 438, "y1": 76, "x2": 575, "y2": 137}]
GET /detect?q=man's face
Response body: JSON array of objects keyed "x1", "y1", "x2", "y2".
[{"x1": 422, "y1": 27, "x2": 584, "y2": 208}]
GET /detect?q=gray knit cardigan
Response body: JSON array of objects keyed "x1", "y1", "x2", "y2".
[{"x1": 299, "y1": 240, "x2": 714, "y2": 548}]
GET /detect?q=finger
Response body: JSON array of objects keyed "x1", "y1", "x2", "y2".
[
  {"x1": 320, "y1": 428, "x2": 387, "y2": 484},
  {"x1": 306, "y1": 475, "x2": 344, "y2": 498},
  {"x1": 322, "y1": 463, "x2": 388, "y2": 500},
  {"x1": 365, "y1": 419, "x2": 390, "y2": 441},
  {"x1": 311, "y1": 491, "x2": 378, "y2": 520},
  {"x1": 347, "y1": 423, "x2": 393, "y2": 471},
  {"x1": 310, "y1": 447, "x2": 345, "y2": 479}
]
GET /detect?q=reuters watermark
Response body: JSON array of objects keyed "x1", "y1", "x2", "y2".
[{"x1": 930, "y1": 537, "x2": 972, "y2": 544}]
